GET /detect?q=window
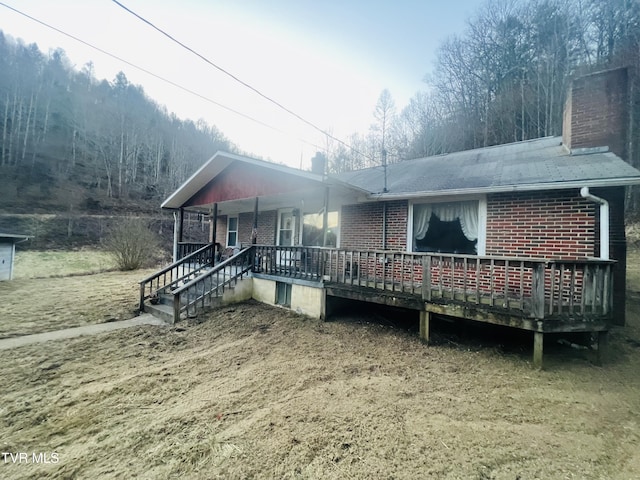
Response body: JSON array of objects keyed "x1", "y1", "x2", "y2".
[
  {"x1": 278, "y1": 210, "x2": 295, "y2": 246},
  {"x1": 411, "y1": 200, "x2": 483, "y2": 255},
  {"x1": 276, "y1": 282, "x2": 292, "y2": 307},
  {"x1": 227, "y1": 217, "x2": 238, "y2": 247},
  {"x1": 302, "y1": 211, "x2": 339, "y2": 247}
]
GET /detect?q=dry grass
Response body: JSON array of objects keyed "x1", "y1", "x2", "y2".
[
  {"x1": 13, "y1": 249, "x2": 117, "y2": 279},
  {"x1": 0, "y1": 268, "x2": 157, "y2": 339},
  {"x1": 0, "y1": 249, "x2": 639, "y2": 478}
]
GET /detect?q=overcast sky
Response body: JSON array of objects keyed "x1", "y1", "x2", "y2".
[{"x1": 1, "y1": 0, "x2": 484, "y2": 168}]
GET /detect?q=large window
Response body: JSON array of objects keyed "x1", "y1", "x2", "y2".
[
  {"x1": 412, "y1": 200, "x2": 481, "y2": 254},
  {"x1": 302, "y1": 211, "x2": 339, "y2": 247}
]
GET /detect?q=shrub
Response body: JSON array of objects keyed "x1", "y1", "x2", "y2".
[{"x1": 104, "y1": 217, "x2": 159, "y2": 271}]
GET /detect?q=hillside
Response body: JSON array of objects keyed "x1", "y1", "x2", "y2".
[{"x1": 0, "y1": 32, "x2": 236, "y2": 220}]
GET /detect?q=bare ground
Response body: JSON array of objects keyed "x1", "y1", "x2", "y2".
[
  {"x1": 0, "y1": 268, "x2": 156, "y2": 339},
  {"x1": 0, "y1": 252, "x2": 639, "y2": 479}
]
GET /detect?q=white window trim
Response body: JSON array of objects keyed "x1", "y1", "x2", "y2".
[
  {"x1": 276, "y1": 208, "x2": 295, "y2": 246},
  {"x1": 227, "y1": 216, "x2": 238, "y2": 247},
  {"x1": 407, "y1": 195, "x2": 487, "y2": 255}
]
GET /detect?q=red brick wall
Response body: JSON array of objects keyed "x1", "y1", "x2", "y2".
[
  {"x1": 340, "y1": 201, "x2": 408, "y2": 250},
  {"x1": 215, "y1": 216, "x2": 227, "y2": 246},
  {"x1": 486, "y1": 190, "x2": 595, "y2": 259},
  {"x1": 340, "y1": 192, "x2": 595, "y2": 259},
  {"x1": 256, "y1": 210, "x2": 277, "y2": 245},
  {"x1": 238, "y1": 213, "x2": 254, "y2": 245},
  {"x1": 215, "y1": 210, "x2": 278, "y2": 247}
]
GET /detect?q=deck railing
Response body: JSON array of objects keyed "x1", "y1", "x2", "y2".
[
  {"x1": 178, "y1": 242, "x2": 211, "y2": 260},
  {"x1": 254, "y1": 245, "x2": 325, "y2": 280},
  {"x1": 252, "y1": 246, "x2": 615, "y2": 321},
  {"x1": 139, "y1": 243, "x2": 216, "y2": 311}
]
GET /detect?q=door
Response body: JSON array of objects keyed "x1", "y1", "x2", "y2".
[
  {"x1": 277, "y1": 210, "x2": 295, "y2": 246},
  {"x1": 276, "y1": 209, "x2": 297, "y2": 271}
]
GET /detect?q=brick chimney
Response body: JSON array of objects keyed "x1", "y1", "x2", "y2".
[{"x1": 562, "y1": 67, "x2": 629, "y2": 159}]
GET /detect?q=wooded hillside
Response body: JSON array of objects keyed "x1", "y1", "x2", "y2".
[{"x1": 0, "y1": 31, "x2": 236, "y2": 215}]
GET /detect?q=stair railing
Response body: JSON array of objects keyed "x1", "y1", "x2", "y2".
[
  {"x1": 139, "y1": 243, "x2": 216, "y2": 311},
  {"x1": 172, "y1": 246, "x2": 255, "y2": 321}
]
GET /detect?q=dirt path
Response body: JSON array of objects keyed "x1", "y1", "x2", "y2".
[{"x1": 0, "y1": 314, "x2": 166, "y2": 350}]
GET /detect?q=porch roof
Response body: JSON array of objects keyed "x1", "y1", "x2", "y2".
[
  {"x1": 334, "y1": 136, "x2": 640, "y2": 199},
  {"x1": 162, "y1": 151, "x2": 326, "y2": 210},
  {"x1": 0, "y1": 233, "x2": 30, "y2": 241}
]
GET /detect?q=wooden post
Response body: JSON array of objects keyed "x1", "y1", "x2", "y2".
[
  {"x1": 252, "y1": 197, "x2": 259, "y2": 244},
  {"x1": 594, "y1": 330, "x2": 608, "y2": 366},
  {"x1": 320, "y1": 289, "x2": 327, "y2": 322},
  {"x1": 421, "y1": 256, "x2": 432, "y2": 301},
  {"x1": 532, "y1": 262, "x2": 545, "y2": 319},
  {"x1": 178, "y1": 207, "x2": 184, "y2": 243},
  {"x1": 419, "y1": 310, "x2": 430, "y2": 343},
  {"x1": 322, "y1": 187, "x2": 329, "y2": 247},
  {"x1": 172, "y1": 293, "x2": 180, "y2": 325},
  {"x1": 210, "y1": 203, "x2": 218, "y2": 244},
  {"x1": 533, "y1": 332, "x2": 544, "y2": 369}
]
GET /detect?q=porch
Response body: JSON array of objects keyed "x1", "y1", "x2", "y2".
[{"x1": 145, "y1": 243, "x2": 614, "y2": 367}]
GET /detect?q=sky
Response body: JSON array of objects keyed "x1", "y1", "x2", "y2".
[{"x1": 0, "y1": 0, "x2": 484, "y2": 168}]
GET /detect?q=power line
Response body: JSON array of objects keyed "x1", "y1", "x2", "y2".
[
  {"x1": 0, "y1": 1, "x2": 326, "y2": 153},
  {"x1": 111, "y1": 0, "x2": 371, "y2": 162}
]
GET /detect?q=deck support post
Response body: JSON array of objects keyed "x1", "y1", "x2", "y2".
[
  {"x1": 320, "y1": 289, "x2": 327, "y2": 322},
  {"x1": 419, "y1": 310, "x2": 430, "y2": 343},
  {"x1": 594, "y1": 330, "x2": 608, "y2": 365},
  {"x1": 533, "y1": 332, "x2": 544, "y2": 369}
]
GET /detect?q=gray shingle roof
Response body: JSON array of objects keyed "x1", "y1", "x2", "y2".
[{"x1": 333, "y1": 137, "x2": 640, "y2": 197}]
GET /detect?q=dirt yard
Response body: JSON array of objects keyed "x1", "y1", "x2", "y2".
[{"x1": 0, "y1": 253, "x2": 639, "y2": 479}]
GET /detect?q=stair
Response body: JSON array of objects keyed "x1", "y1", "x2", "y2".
[
  {"x1": 145, "y1": 302, "x2": 174, "y2": 323},
  {"x1": 144, "y1": 286, "x2": 228, "y2": 323},
  {"x1": 140, "y1": 246, "x2": 254, "y2": 324}
]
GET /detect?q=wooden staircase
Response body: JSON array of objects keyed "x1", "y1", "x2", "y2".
[{"x1": 140, "y1": 245, "x2": 254, "y2": 323}]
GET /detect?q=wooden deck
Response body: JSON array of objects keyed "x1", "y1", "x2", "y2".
[
  {"x1": 254, "y1": 245, "x2": 614, "y2": 367},
  {"x1": 150, "y1": 244, "x2": 614, "y2": 367}
]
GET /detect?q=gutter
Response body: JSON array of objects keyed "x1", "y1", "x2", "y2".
[
  {"x1": 580, "y1": 187, "x2": 609, "y2": 260},
  {"x1": 362, "y1": 177, "x2": 640, "y2": 202}
]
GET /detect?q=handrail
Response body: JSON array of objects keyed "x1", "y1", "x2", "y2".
[
  {"x1": 172, "y1": 246, "x2": 254, "y2": 321},
  {"x1": 139, "y1": 243, "x2": 215, "y2": 311},
  {"x1": 253, "y1": 245, "x2": 615, "y2": 322}
]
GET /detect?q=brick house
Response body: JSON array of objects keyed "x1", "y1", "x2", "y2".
[{"x1": 142, "y1": 67, "x2": 640, "y2": 367}]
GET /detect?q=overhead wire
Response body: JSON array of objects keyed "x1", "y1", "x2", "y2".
[
  {"x1": 110, "y1": 0, "x2": 371, "y2": 162},
  {"x1": 0, "y1": 1, "x2": 329, "y2": 153}
]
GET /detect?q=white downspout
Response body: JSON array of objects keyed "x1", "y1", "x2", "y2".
[{"x1": 580, "y1": 187, "x2": 609, "y2": 260}]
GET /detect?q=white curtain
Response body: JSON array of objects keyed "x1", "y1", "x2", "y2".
[{"x1": 413, "y1": 201, "x2": 478, "y2": 241}]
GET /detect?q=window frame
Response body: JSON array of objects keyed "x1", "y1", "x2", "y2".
[
  {"x1": 226, "y1": 216, "x2": 239, "y2": 247},
  {"x1": 276, "y1": 208, "x2": 295, "y2": 246},
  {"x1": 407, "y1": 195, "x2": 487, "y2": 255}
]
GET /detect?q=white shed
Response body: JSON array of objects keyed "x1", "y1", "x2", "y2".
[{"x1": 0, "y1": 233, "x2": 29, "y2": 281}]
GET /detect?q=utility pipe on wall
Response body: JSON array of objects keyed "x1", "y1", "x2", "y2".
[
  {"x1": 382, "y1": 202, "x2": 387, "y2": 250},
  {"x1": 580, "y1": 187, "x2": 609, "y2": 260}
]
